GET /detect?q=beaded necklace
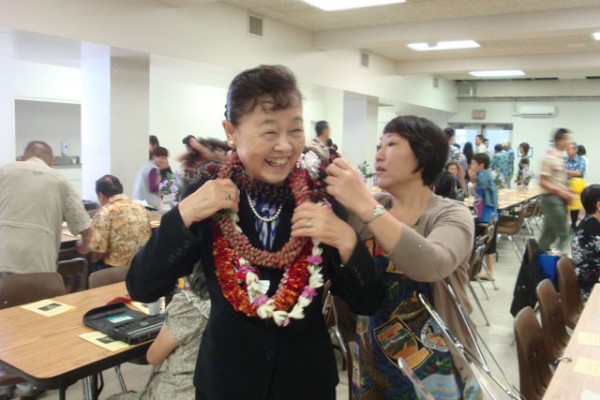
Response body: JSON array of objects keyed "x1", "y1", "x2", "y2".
[{"x1": 245, "y1": 191, "x2": 284, "y2": 223}]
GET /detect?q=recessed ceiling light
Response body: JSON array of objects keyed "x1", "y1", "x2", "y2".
[
  {"x1": 301, "y1": 0, "x2": 405, "y2": 11},
  {"x1": 407, "y1": 40, "x2": 480, "y2": 51},
  {"x1": 593, "y1": 32, "x2": 600, "y2": 40},
  {"x1": 470, "y1": 70, "x2": 525, "y2": 77}
]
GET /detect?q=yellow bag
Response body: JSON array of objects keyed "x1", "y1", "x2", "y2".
[{"x1": 568, "y1": 177, "x2": 586, "y2": 210}]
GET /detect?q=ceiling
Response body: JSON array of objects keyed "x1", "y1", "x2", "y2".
[
  {"x1": 216, "y1": 0, "x2": 600, "y2": 81},
  {"x1": 4, "y1": 0, "x2": 600, "y2": 82}
]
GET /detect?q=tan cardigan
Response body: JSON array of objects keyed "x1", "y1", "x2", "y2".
[{"x1": 350, "y1": 191, "x2": 477, "y2": 387}]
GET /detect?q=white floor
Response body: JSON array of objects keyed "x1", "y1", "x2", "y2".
[{"x1": 35, "y1": 225, "x2": 546, "y2": 400}]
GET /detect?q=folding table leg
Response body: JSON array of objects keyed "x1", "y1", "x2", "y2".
[
  {"x1": 59, "y1": 386, "x2": 67, "y2": 400},
  {"x1": 82, "y1": 374, "x2": 99, "y2": 400}
]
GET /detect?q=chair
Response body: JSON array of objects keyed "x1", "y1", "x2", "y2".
[
  {"x1": 0, "y1": 272, "x2": 67, "y2": 392},
  {"x1": 467, "y1": 238, "x2": 490, "y2": 326},
  {"x1": 536, "y1": 279, "x2": 570, "y2": 361},
  {"x1": 523, "y1": 198, "x2": 541, "y2": 235},
  {"x1": 0, "y1": 272, "x2": 66, "y2": 310},
  {"x1": 557, "y1": 257, "x2": 583, "y2": 329},
  {"x1": 57, "y1": 257, "x2": 89, "y2": 293},
  {"x1": 322, "y1": 287, "x2": 349, "y2": 370},
  {"x1": 496, "y1": 203, "x2": 528, "y2": 260},
  {"x1": 514, "y1": 307, "x2": 553, "y2": 400},
  {"x1": 88, "y1": 266, "x2": 129, "y2": 289}
]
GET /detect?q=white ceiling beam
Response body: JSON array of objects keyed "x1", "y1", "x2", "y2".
[
  {"x1": 395, "y1": 52, "x2": 600, "y2": 75},
  {"x1": 314, "y1": 7, "x2": 600, "y2": 49}
]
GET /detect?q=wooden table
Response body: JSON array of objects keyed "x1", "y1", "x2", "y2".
[
  {"x1": 465, "y1": 186, "x2": 543, "y2": 211},
  {"x1": 0, "y1": 282, "x2": 151, "y2": 400},
  {"x1": 543, "y1": 283, "x2": 600, "y2": 399}
]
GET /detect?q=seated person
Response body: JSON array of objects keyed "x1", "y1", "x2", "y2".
[
  {"x1": 433, "y1": 171, "x2": 458, "y2": 200},
  {"x1": 571, "y1": 184, "x2": 600, "y2": 301},
  {"x1": 84, "y1": 175, "x2": 151, "y2": 273},
  {"x1": 108, "y1": 265, "x2": 210, "y2": 400},
  {"x1": 444, "y1": 161, "x2": 464, "y2": 200}
]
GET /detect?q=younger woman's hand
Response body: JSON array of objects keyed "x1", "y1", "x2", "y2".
[
  {"x1": 178, "y1": 179, "x2": 239, "y2": 227},
  {"x1": 325, "y1": 158, "x2": 380, "y2": 222}
]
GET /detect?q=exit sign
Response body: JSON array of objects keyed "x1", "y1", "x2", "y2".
[{"x1": 472, "y1": 109, "x2": 486, "y2": 120}]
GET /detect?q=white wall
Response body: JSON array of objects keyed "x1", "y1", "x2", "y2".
[
  {"x1": 449, "y1": 98, "x2": 600, "y2": 185},
  {"x1": 15, "y1": 100, "x2": 81, "y2": 157}
]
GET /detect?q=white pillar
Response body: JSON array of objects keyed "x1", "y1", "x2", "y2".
[
  {"x1": 0, "y1": 30, "x2": 16, "y2": 163},
  {"x1": 81, "y1": 43, "x2": 111, "y2": 200},
  {"x1": 81, "y1": 44, "x2": 149, "y2": 200},
  {"x1": 109, "y1": 52, "x2": 150, "y2": 198}
]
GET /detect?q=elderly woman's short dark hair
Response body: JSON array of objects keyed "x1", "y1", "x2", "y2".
[
  {"x1": 383, "y1": 115, "x2": 448, "y2": 186},
  {"x1": 581, "y1": 184, "x2": 600, "y2": 215},
  {"x1": 224, "y1": 65, "x2": 301, "y2": 126}
]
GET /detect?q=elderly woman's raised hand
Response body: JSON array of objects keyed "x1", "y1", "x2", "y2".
[
  {"x1": 178, "y1": 179, "x2": 240, "y2": 228},
  {"x1": 325, "y1": 158, "x2": 378, "y2": 219},
  {"x1": 291, "y1": 202, "x2": 357, "y2": 263}
]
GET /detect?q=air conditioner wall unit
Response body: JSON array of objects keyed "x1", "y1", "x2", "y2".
[{"x1": 517, "y1": 104, "x2": 556, "y2": 117}]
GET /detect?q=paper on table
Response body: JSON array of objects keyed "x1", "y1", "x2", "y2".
[
  {"x1": 574, "y1": 357, "x2": 600, "y2": 377},
  {"x1": 579, "y1": 332, "x2": 600, "y2": 347},
  {"x1": 21, "y1": 299, "x2": 75, "y2": 317},
  {"x1": 581, "y1": 389, "x2": 600, "y2": 400},
  {"x1": 79, "y1": 331, "x2": 130, "y2": 351},
  {"x1": 131, "y1": 299, "x2": 165, "y2": 315}
]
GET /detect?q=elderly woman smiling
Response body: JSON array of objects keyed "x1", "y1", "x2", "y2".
[{"x1": 127, "y1": 65, "x2": 382, "y2": 400}]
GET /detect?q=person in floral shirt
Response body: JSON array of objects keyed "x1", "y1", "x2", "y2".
[
  {"x1": 515, "y1": 142, "x2": 531, "y2": 186},
  {"x1": 571, "y1": 184, "x2": 600, "y2": 301},
  {"x1": 85, "y1": 175, "x2": 151, "y2": 273},
  {"x1": 503, "y1": 142, "x2": 515, "y2": 188},
  {"x1": 490, "y1": 144, "x2": 510, "y2": 188}
]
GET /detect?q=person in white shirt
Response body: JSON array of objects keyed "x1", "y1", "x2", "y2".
[
  {"x1": 0, "y1": 141, "x2": 90, "y2": 275},
  {"x1": 475, "y1": 134, "x2": 487, "y2": 154}
]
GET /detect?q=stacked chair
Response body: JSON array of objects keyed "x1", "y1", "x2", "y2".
[
  {"x1": 536, "y1": 279, "x2": 570, "y2": 362},
  {"x1": 556, "y1": 257, "x2": 583, "y2": 329},
  {"x1": 514, "y1": 306, "x2": 553, "y2": 400}
]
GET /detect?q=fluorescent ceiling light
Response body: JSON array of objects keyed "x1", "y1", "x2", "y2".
[
  {"x1": 301, "y1": 0, "x2": 405, "y2": 11},
  {"x1": 593, "y1": 32, "x2": 600, "y2": 40},
  {"x1": 470, "y1": 70, "x2": 525, "y2": 77},
  {"x1": 407, "y1": 40, "x2": 480, "y2": 51}
]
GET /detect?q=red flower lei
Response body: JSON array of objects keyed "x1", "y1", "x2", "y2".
[{"x1": 212, "y1": 224, "x2": 313, "y2": 317}]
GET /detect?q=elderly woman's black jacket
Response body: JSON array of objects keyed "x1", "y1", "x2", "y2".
[{"x1": 127, "y1": 190, "x2": 383, "y2": 400}]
